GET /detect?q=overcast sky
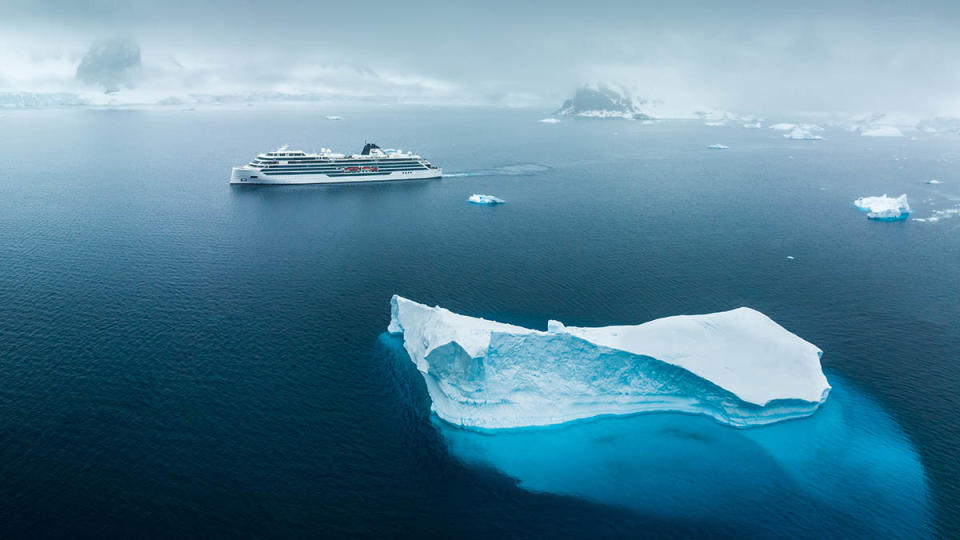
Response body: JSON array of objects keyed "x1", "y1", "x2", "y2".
[{"x1": 2, "y1": 0, "x2": 959, "y2": 118}]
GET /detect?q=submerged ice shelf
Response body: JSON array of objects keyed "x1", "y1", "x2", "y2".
[{"x1": 388, "y1": 296, "x2": 831, "y2": 429}]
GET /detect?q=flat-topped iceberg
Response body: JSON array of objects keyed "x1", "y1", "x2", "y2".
[
  {"x1": 854, "y1": 194, "x2": 911, "y2": 220},
  {"x1": 388, "y1": 296, "x2": 831, "y2": 429}
]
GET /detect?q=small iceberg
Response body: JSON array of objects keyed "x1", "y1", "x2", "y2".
[
  {"x1": 468, "y1": 194, "x2": 506, "y2": 205},
  {"x1": 784, "y1": 125, "x2": 824, "y2": 140},
  {"x1": 325, "y1": 115, "x2": 342, "y2": 120},
  {"x1": 388, "y1": 296, "x2": 830, "y2": 430},
  {"x1": 769, "y1": 123, "x2": 796, "y2": 131},
  {"x1": 854, "y1": 194, "x2": 911, "y2": 221},
  {"x1": 926, "y1": 179, "x2": 941, "y2": 184},
  {"x1": 707, "y1": 143, "x2": 729, "y2": 150},
  {"x1": 861, "y1": 126, "x2": 903, "y2": 137},
  {"x1": 538, "y1": 118, "x2": 560, "y2": 124}
]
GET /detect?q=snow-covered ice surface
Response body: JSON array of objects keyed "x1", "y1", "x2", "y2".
[
  {"x1": 707, "y1": 144, "x2": 729, "y2": 149},
  {"x1": 467, "y1": 194, "x2": 505, "y2": 205},
  {"x1": 861, "y1": 125, "x2": 904, "y2": 137},
  {"x1": 784, "y1": 125, "x2": 824, "y2": 140},
  {"x1": 854, "y1": 194, "x2": 911, "y2": 221},
  {"x1": 388, "y1": 295, "x2": 830, "y2": 430}
]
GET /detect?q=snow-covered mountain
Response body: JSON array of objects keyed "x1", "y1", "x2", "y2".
[{"x1": 554, "y1": 85, "x2": 651, "y2": 119}]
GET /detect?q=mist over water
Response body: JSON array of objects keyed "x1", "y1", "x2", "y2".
[{"x1": 3, "y1": 1, "x2": 960, "y2": 118}]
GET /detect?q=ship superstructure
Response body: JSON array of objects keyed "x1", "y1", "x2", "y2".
[{"x1": 231, "y1": 143, "x2": 441, "y2": 184}]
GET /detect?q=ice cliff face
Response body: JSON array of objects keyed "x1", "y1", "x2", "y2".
[
  {"x1": 554, "y1": 85, "x2": 651, "y2": 120},
  {"x1": 388, "y1": 296, "x2": 831, "y2": 430}
]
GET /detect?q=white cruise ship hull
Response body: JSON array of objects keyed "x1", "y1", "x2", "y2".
[{"x1": 230, "y1": 166, "x2": 442, "y2": 185}]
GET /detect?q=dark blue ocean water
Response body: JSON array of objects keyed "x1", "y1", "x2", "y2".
[{"x1": 0, "y1": 106, "x2": 958, "y2": 538}]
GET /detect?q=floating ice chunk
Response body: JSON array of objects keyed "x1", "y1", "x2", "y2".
[
  {"x1": 705, "y1": 121, "x2": 726, "y2": 127},
  {"x1": 387, "y1": 296, "x2": 831, "y2": 429},
  {"x1": 707, "y1": 144, "x2": 729, "y2": 149},
  {"x1": 861, "y1": 126, "x2": 904, "y2": 137},
  {"x1": 926, "y1": 179, "x2": 941, "y2": 184},
  {"x1": 784, "y1": 125, "x2": 824, "y2": 140},
  {"x1": 325, "y1": 115, "x2": 342, "y2": 120},
  {"x1": 742, "y1": 121, "x2": 763, "y2": 129},
  {"x1": 854, "y1": 194, "x2": 911, "y2": 221},
  {"x1": 914, "y1": 204, "x2": 960, "y2": 223},
  {"x1": 769, "y1": 123, "x2": 796, "y2": 131},
  {"x1": 538, "y1": 118, "x2": 560, "y2": 124},
  {"x1": 468, "y1": 194, "x2": 506, "y2": 205},
  {"x1": 787, "y1": 256, "x2": 795, "y2": 260}
]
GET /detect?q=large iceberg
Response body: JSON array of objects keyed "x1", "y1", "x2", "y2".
[
  {"x1": 854, "y1": 194, "x2": 911, "y2": 220},
  {"x1": 388, "y1": 296, "x2": 831, "y2": 429}
]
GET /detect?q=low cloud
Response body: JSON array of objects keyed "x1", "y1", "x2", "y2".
[{"x1": 76, "y1": 37, "x2": 140, "y2": 93}]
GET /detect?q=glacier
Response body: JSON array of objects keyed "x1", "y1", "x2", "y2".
[
  {"x1": 387, "y1": 295, "x2": 831, "y2": 429},
  {"x1": 854, "y1": 194, "x2": 911, "y2": 220},
  {"x1": 861, "y1": 125, "x2": 904, "y2": 137}
]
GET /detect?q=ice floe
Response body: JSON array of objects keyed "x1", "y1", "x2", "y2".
[{"x1": 468, "y1": 194, "x2": 506, "y2": 205}]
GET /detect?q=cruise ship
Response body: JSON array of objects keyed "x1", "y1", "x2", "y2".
[{"x1": 230, "y1": 143, "x2": 442, "y2": 184}]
